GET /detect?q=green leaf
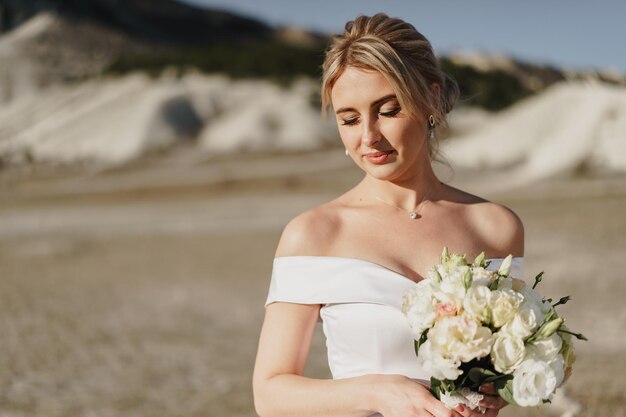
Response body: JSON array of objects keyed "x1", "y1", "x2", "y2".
[
  {"x1": 432, "y1": 268, "x2": 443, "y2": 283},
  {"x1": 441, "y1": 380, "x2": 455, "y2": 393},
  {"x1": 484, "y1": 373, "x2": 511, "y2": 383},
  {"x1": 467, "y1": 367, "x2": 496, "y2": 386},
  {"x1": 430, "y1": 378, "x2": 442, "y2": 400},
  {"x1": 463, "y1": 267, "x2": 473, "y2": 289},
  {"x1": 495, "y1": 378, "x2": 516, "y2": 405},
  {"x1": 414, "y1": 331, "x2": 428, "y2": 355}
]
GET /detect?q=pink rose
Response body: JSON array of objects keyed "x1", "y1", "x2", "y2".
[{"x1": 436, "y1": 302, "x2": 458, "y2": 319}]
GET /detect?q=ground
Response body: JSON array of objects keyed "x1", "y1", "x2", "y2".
[{"x1": 0, "y1": 148, "x2": 624, "y2": 417}]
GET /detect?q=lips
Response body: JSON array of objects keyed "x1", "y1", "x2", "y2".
[{"x1": 363, "y1": 150, "x2": 394, "y2": 164}]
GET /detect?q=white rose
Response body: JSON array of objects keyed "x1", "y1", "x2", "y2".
[
  {"x1": 429, "y1": 316, "x2": 493, "y2": 363},
  {"x1": 405, "y1": 303, "x2": 437, "y2": 338},
  {"x1": 403, "y1": 280, "x2": 438, "y2": 337},
  {"x1": 502, "y1": 302, "x2": 542, "y2": 339},
  {"x1": 471, "y1": 267, "x2": 495, "y2": 287},
  {"x1": 520, "y1": 285, "x2": 552, "y2": 315},
  {"x1": 463, "y1": 286, "x2": 492, "y2": 323},
  {"x1": 491, "y1": 331, "x2": 526, "y2": 374},
  {"x1": 417, "y1": 339, "x2": 463, "y2": 380},
  {"x1": 528, "y1": 333, "x2": 563, "y2": 362},
  {"x1": 436, "y1": 266, "x2": 468, "y2": 308},
  {"x1": 550, "y1": 354, "x2": 565, "y2": 388},
  {"x1": 489, "y1": 289, "x2": 523, "y2": 328},
  {"x1": 512, "y1": 358, "x2": 557, "y2": 406}
]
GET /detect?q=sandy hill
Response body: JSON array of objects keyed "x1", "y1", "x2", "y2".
[
  {"x1": 0, "y1": 73, "x2": 336, "y2": 167},
  {"x1": 442, "y1": 81, "x2": 626, "y2": 187},
  {"x1": 1, "y1": 69, "x2": 624, "y2": 189}
]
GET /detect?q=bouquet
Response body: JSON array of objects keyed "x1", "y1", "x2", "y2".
[{"x1": 402, "y1": 248, "x2": 586, "y2": 411}]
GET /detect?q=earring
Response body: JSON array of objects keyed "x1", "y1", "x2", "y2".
[
  {"x1": 428, "y1": 114, "x2": 436, "y2": 140},
  {"x1": 345, "y1": 149, "x2": 350, "y2": 156}
]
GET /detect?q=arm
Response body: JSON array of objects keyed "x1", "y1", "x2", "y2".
[
  {"x1": 253, "y1": 302, "x2": 376, "y2": 417},
  {"x1": 252, "y1": 302, "x2": 460, "y2": 417}
]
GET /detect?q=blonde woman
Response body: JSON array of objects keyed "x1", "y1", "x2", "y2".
[{"x1": 253, "y1": 13, "x2": 524, "y2": 417}]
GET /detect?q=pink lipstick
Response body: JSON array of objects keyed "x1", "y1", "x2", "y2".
[{"x1": 364, "y1": 150, "x2": 394, "y2": 164}]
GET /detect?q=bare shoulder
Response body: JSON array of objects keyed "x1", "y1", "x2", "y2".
[
  {"x1": 275, "y1": 202, "x2": 343, "y2": 257},
  {"x1": 475, "y1": 201, "x2": 524, "y2": 255},
  {"x1": 446, "y1": 186, "x2": 525, "y2": 258}
]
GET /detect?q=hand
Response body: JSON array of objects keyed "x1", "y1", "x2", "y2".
[
  {"x1": 454, "y1": 384, "x2": 508, "y2": 417},
  {"x1": 375, "y1": 375, "x2": 463, "y2": 417}
]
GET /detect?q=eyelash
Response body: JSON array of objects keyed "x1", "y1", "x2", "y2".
[{"x1": 341, "y1": 107, "x2": 401, "y2": 126}]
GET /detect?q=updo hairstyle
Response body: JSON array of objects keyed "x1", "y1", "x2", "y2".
[{"x1": 321, "y1": 13, "x2": 459, "y2": 156}]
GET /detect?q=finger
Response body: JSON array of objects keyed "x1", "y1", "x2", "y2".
[
  {"x1": 479, "y1": 394, "x2": 507, "y2": 410},
  {"x1": 479, "y1": 383, "x2": 497, "y2": 395},
  {"x1": 454, "y1": 404, "x2": 489, "y2": 417},
  {"x1": 454, "y1": 404, "x2": 481, "y2": 417},
  {"x1": 411, "y1": 378, "x2": 431, "y2": 387},
  {"x1": 455, "y1": 404, "x2": 470, "y2": 416},
  {"x1": 429, "y1": 400, "x2": 462, "y2": 417}
]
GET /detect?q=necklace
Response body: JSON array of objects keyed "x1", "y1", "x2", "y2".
[{"x1": 374, "y1": 184, "x2": 435, "y2": 220}]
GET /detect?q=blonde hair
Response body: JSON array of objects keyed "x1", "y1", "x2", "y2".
[{"x1": 321, "y1": 13, "x2": 459, "y2": 156}]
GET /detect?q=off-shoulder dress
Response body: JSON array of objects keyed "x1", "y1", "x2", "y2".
[{"x1": 265, "y1": 256, "x2": 524, "y2": 381}]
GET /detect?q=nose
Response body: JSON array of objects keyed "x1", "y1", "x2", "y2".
[{"x1": 361, "y1": 117, "x2": 381, "y2": 146}]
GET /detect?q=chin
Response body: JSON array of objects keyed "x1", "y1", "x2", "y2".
[{"x1": 363, "y1": 165, "x2": 406, "y2": 182}]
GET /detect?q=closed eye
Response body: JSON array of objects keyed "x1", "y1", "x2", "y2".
[
  {"x1": 379, "y1": 107, "x2": 401, "y2": 117},
  {"x1": 340, "y1": 106, "x2": 400, "y2": 126},
  {"x1": 340, "y1": 117, "x2": 359, "y2": 126}
]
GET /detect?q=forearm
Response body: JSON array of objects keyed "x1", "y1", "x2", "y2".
[{"x1": 254, "y1": 373, "x2": 383, "y2": 417}]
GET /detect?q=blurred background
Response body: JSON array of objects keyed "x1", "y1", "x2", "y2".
[{"x1": 0, "y1": 1, "x2": 625, "y2": 416}]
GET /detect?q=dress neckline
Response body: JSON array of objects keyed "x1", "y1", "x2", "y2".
[{"x1": 273, "y1": 255, "x2": 523, "y2": 285}]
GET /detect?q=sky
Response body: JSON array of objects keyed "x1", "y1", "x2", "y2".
[{"x1": 181, "y1": 0, "x2": 626, "y2": 74}]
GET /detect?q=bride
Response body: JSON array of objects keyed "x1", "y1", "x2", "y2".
[{"x1": 253, "y1": 13, "x2": 524, "y2": 417}]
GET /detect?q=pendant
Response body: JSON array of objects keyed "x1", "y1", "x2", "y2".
[{"x1": 409, "y1": 211, "x2": 418, "y2": 220}]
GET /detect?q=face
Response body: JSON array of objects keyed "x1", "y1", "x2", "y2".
[{"x1": 331, "y1": 67, "x2": 430, "y2": 183}]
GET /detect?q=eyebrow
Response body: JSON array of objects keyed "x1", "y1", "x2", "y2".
[{"x1": 334, "y1": 94, "x2": 398, "y2": 115}]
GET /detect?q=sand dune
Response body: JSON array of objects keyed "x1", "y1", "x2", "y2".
[
  {"x1": 0, "y1": 74, "x2": 188, "y2": 165},
  {"x1": 1, "y1": 70, "x2": 625, "y2": 190},
  {"x1": 0, "y1": 73, "x2": 335, "y2": 167},
  {"x1": 442, "y1": 81, "x2": 626, "y2": 185},
  {"x1": 198, "y1": 77, "x2": 336, "y2": 152}
]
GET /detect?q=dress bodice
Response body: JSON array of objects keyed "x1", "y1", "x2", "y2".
[{"x1": 264, "y1": 256, "x2": 524, "y2": 381}]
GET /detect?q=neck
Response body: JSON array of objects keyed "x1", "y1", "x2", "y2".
[{"x1": 361, "y1": 165, "x2": 442, "y2": 210}]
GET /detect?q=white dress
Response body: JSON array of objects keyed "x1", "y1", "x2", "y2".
[{"x1": 265, "y1": 255, "x2": 524, "y2": 383}]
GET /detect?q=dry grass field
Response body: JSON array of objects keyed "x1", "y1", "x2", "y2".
[{"x1": 1, "y1": 149, "x2": 625, "y2": 417}]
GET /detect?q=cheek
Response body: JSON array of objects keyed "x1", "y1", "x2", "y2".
[{"x1": 338, "y1": 127, "x2": 359, "y2": 147}]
